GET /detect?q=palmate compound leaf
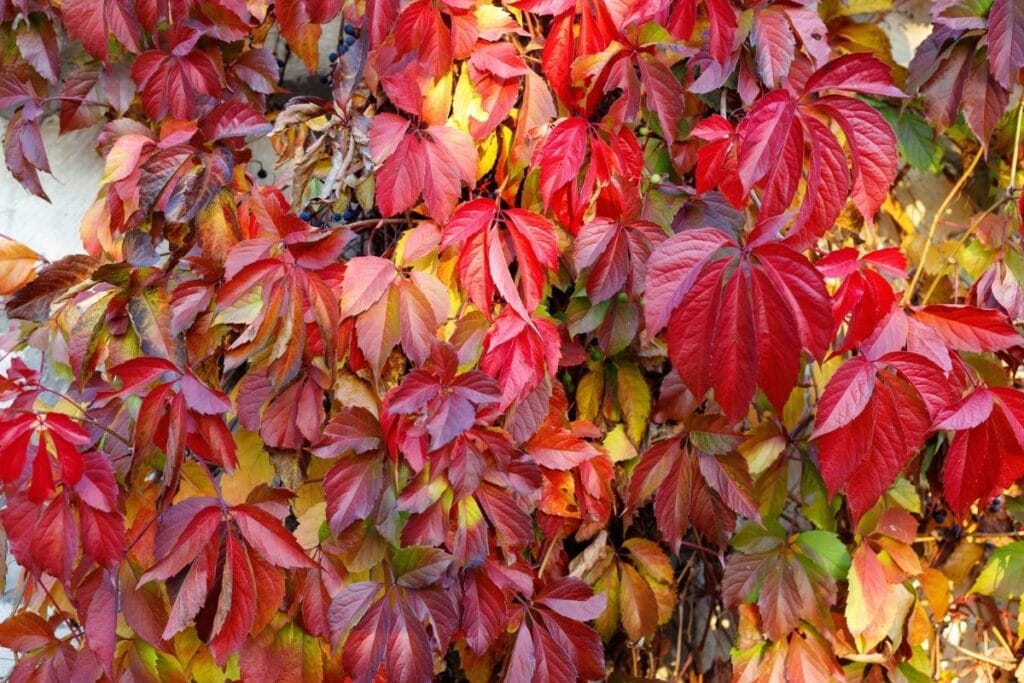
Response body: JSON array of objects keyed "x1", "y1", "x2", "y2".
[
  {"x1": 503, "y1": 576, "x2": 606, "y2": 683},
  {"x1": 816, "y1": 247, "x2": 907, "y2": 354},
  {"x1": 697, "y1": 54, "x2": 902, "y2": 249},
  {"x1": 387, "y1": 342, "x2": 503, "y2": 452},
  {"x1": 723, "y1": 523, "x2": 849, "y2": 641},
  {"x1": 934, "y1": 387, "x2": 1024, "y2": 518},
  {"x1": 441, "y1": 199, "x2": 559, "y2": 318},
  {"x1": 628, "y1": 436, "x2": 758, "y2": 549},
  {"x1": 139, "y1": 498, "x2": 314, "y2": 666},
  {"x1": 328, "y1": 563, "x2": 458, "y2": 683},
  {"x1": 812, "y1": 352, "x2": 954, "y2": 521},
  {"x1": 130, "y1": 25, "x2": 223, "y2": 121},
  {"x1": 572, "y1": 217, "x2": 666, "y2": 304},
  {"x1": 339, "y1": 256, "x2": 450, "y2": 377},
  {"x1": 645, "y1": 228, "x2": 831, "y2": 423},
  {"x1": 369, "y1": 113, "x2": 477, "y2": 222},
  {"x1": 61, "y1": 0, "x2": 143, "y2": 62},
  {"x1": 98, "y1": 357, "x2": 237, "y2": 486}
]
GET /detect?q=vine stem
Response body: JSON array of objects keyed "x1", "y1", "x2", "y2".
[
  {"x1": 903, "y1": 147, "x2": 985, "y2": 305},
  {"x1": 1010, "y1": 92, "x2": 1024, "y2": 191},
  {"x1": 920, "y1": 197, "x2": 1006, "y2": 305},
  {"x1": 39, "y1": 387, "x2": 132, "y2": 447},
  {"x1": 345, "y1": 217, "x2": 412, "y2": 232}
]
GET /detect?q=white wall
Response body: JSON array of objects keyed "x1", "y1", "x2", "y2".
[{"x1": 0, "y1": 117, "x2": 102, "y2": 259}]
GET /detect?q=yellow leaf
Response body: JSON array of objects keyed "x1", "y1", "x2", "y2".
[
  {"x1": 619, "y1": 562, "x2": 658, "y2": 641},
  {"x1": 576, "y1": 365, "x2": 604, "y2": 422},
  {"x1": 294, "y1": 501, "x2": 327, "y2": 550},
  {"x1": 834, "y1": 23, "x2": 893, "y2": 62},
  {"x1": 451, "y1": 67, "x2": 489, "y2": 133},
  {"x1": 821, "y1": 0, "x2": 892, "y2": 19},
  {"x1": 738, "y1": 422, "x2": 787, "y2": 476},
  {"x1": 173, "y1": 460, "x2": 217, "y2": 502},
  {"x1": 101, "y1": 134, "x2": 152, "y2": 185},
  {"x1": 615, "y1": 362, "x2": 651, "y2": 445},
  {"x1": 197, "y1": 190, "x2": 240, "y2": 262},
  {"x1": 422, "y1": 71, "x2": 453, "y2": 127},
  {"x1": 603, "y1": 424, "x2": 637, "y2": 463},
  {"x1": 0, "y1": 238, "x2": 39, "y2": 295},
  {"x1": 592, "y1": 561, "x2": 620, "y2": 641},
  {"x1": 476, "y1": 130, "x2": 500, "y2": 179},
  {"x1": 220, "y1": 430, "x2": 275, "y2": 505}
]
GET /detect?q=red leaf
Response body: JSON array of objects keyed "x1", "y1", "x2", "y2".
[
  {"x1": 936, "y1": 387, "x2": 1024, "y2": 517},
  {"x1": 200, "y1": 102, "x2": 272, "y2": 141},
  {"x1": 79, "y1": 568, "x2": 118, "y2": 675},
  {"x1": 911, "y1": 305, "x2": 1021, "y2": 352},
  {"x1": 0, "y1": 612, "x2": 56, "y2": 652},
  {"x1": 208, "y1": 533, "x2": 258, "y2": 666},
  {"x1": 750, "y1": 7, "x2": 795, "y2": 86},
  {"x1": 644, "y1": 228, "x2": 732, "y2": 337},
  {"x1": 814, "y1": 96, "x2": 899, "y2": 228},
  {"x1": 131, "y1": 27, "x2": 223, "y2": 120},
  {"x1": 652, "y1": 234, "x2": 830, "y2": 422},
  {"x1": 324, "y1": 454, "x2": 384, "y2": 533},
  {"x1": 988, "y1": 0, "x2": 1024, "y2": 89},
  {"x1": 385, "y1": 601, "x2": 434, "y2": 682},
  {"x1": 62, "y1": 0, "x2": 142, "y2": 61},
  {"x1": 962, "y1": 58, "x2": 1010, "y2": 146},
  {"x1": 461, "y1": 568, "x2": 507, "y2": 655},
  {"x1": 4, "y1": 109, "x2": 51, "y2": 200},
  {"x1": 313, "y1": 407, "x2": 383, "y2": 457},
  {"x1": 803, "y1": 54, "x2": 906, "y2": 98},
  {"x1": 482, "y1": 310, "x2": 561, "y2": 408},
  {"x1": 79, "y1": 504, "x2": 125, "y2": 568},
  {"x1": 527, "y1": 423, "x2": 601, "y2": 470},
  {"x1": 140, "y1": 499, "x2": 223, "y2": 584},
  {"x1": 232, "y1": 504, "x2": 316, "y2": 569},
  {"x1": 371, "y1": 115, "x2": 477, "y2": 222},
  {"x1": 574, "y1": 218, "x2": 665, "y2": 304},
  {"x1": 29, "y1": 493, "x2": 78, "y2": 581},
  {"x1": 813, "y1": 354, "x2": 933, "y2": 520},
  {"x1": 535, "y1": 117, "x2": 589, "y2": 209}
]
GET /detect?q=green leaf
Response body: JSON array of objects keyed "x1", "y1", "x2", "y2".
[
  {"x1": 879, "y1": 105, "x2": 943, "y2": 173},
  {"x1": 795, "y1": 530, "x2": 850, "y2": 580},
  {"x1": 972, "y1": 541, "x2": 1024, "y2": 598},
  {"x1": 730, "y1": 520, "x2": 785, "y2": 554}
]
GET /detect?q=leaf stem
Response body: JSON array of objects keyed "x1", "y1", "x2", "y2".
[{"x1": 903, "y1": 147, "x2": 984, "y2": 305}]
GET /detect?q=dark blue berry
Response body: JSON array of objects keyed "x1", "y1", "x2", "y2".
[
  {"x1": 344, "y1": 23, "x2": 358, "y2": 36},
  {"x1": 256, "y1": 169, "x2": 267, "y2": 179},
  {"x1": 299, "y1": 211, "x2": 311, "y2": 221},
  {"x1": 344, "y1": 34, "x2": 355, "y2": 46},
  {"x1": 339, "y1": 44, "x2": 349, "y2": 55},
  {"x1": 329, "y1": 52, "x2": 338, "y2": 62},
  {"x1": 933, "y1": 510, "x2": 946, "y2": 523},
  {"x1": 990, "y1": 498, "x2": 1002, "y2": 512},
  {"x1": 343, "y1": 208, "x2": 358, "y2": 221},
  {"x1": 332, "y1": 213, "x2": 343, "y2": 222}
]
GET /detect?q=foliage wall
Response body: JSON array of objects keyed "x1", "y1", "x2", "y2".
[{"x1": 2, "y1": 0, "x2": 1024, "y2": 680}]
